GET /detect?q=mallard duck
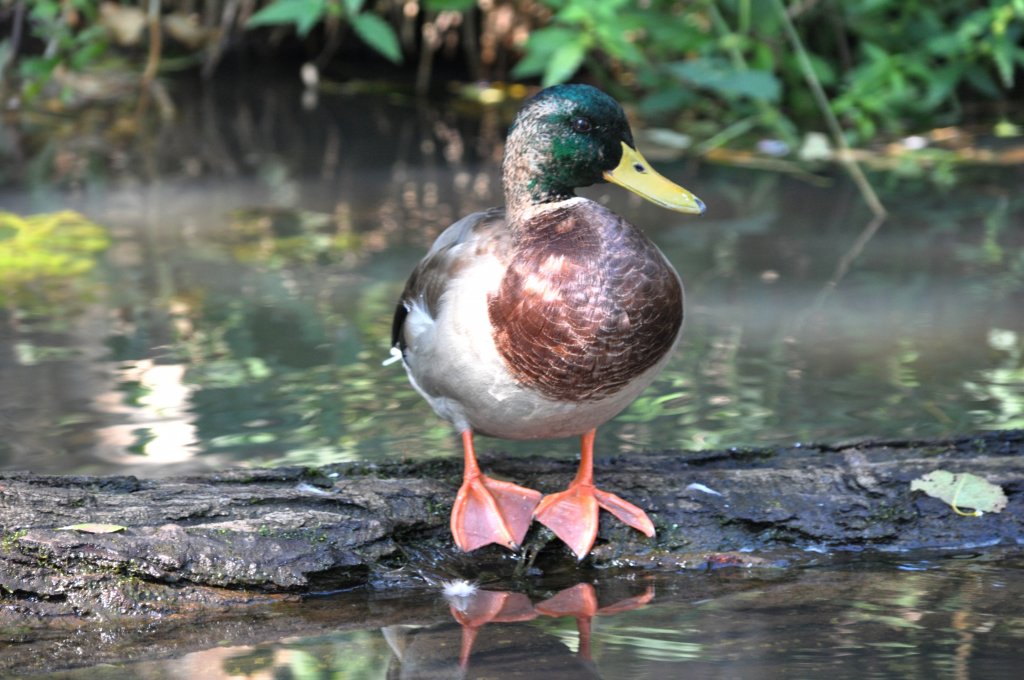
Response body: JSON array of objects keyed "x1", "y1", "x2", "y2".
[{"x1": 389, "y1": 84, "x2": 704, "y2": 559}]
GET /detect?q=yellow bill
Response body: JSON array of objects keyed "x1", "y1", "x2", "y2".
[{"x1": 603, "y1": 142, "x2": 706, "y2": 215}]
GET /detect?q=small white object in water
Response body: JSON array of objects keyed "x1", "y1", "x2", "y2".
[
  {"x1": 686, "y1": 482, "x2": 723, "y2": 497},
  {"x1": 382, "y1": 346, "x2": 403, "y2": 366},
  {"x1": 441, "y1": 579, "x2": 478, "y2": 598}
]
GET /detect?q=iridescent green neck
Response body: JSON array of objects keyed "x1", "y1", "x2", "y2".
[{"x1": 502, "y1": 117, "x2": 579, "y2": 219}]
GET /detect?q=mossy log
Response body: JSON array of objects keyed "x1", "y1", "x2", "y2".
[{"x1": 1, "y1": 431, "x2": 1021, "y2": 624}]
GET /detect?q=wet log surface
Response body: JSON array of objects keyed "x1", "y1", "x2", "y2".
[{"x1": 1, "y1": 431, "x2": 1021, "y2": 636}]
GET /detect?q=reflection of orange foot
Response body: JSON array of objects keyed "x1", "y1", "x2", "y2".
[
  {"x1": 535, "y1": 583, "x2": 600, "y2": 618},
  {"x1": 446, "y1": 583, "x2": 655, "y2": 670},
  {"x1": 535, "y1": 583, "x2": 655, "y2": 662},
  {"x1": 534, "y1": 430, "x2": 655, "y2": 559},
  {"x1": 451, "y1": 431, "x2": 542, "y2": 552},
  {"x1": 448, "y1": 590, "x2": 537, "y2": 668},
  {"x1": 534, "y1": 583, "x2": 655, "y2": 618},
  {"x1": 448, "y1": 589, "x2": 537, "y2": 628}
]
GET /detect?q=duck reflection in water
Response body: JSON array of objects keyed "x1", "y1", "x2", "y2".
[{"x1": 382, "y1": 581, "x2": 654, "y2": 678}]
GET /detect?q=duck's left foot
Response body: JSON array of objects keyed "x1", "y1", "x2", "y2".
[
  {"x1": 534, "y1": 482, "x2": 655, "y2": 559},
  {"x1": 534, "y1": 429, "x2": 656, "y2": 559}
]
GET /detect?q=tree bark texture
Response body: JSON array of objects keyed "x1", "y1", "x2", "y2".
[{"x1": 1, "y1": 430, "x2": 1021, "y2": 624}]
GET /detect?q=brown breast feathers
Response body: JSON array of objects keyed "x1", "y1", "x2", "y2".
[{"x1": 488, "y1": 204, "x2": 683, "y2": 402}]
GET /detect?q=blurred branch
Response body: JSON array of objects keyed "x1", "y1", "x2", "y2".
[
  {"x1": 416, "y1": 10, "x2": 439, "y2": 96},
  {"x1": 142, "y1": 0, "x2": 162, "y2": 86},
  {"x1": 772, "y1": 0, "x2": 886, "y2": 218},
  {"x1": 0, "y1": 1, "x2": 27, "y2": 92},
  {"x1": 203, "y1": 0, "x2": 243, "y2": 79},
  {"x1": 796, "y1": 212, "x2": 887, "y2": 332}
]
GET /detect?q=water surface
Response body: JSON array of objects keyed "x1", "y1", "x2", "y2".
[
  {"x1": 1, "y1": 76, "x2": 1021, "y2": 477},
  {"x1": 12, "y1": 551, "x2": 1023, "y2": 679},
  {"x1": 1, "y1": 76, "x2": 1022, "y2": 680}
]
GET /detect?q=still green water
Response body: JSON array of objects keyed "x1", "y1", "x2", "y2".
[
  {"x1": 0, "y1": 78, "x2": 1021, "y2": 477},
  {"x1": 1, "y1": 77, "x2": 1022, "y2": 678},
  {"x1": 14, "y1": 551, "x2": 1024, "y2": 679}
]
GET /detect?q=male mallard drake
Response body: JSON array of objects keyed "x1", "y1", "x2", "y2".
[{"x1": 389, "y1": 84, "x2": 704, "y2": 559}]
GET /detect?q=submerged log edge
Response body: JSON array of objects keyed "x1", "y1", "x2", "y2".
[{"x1": 1, "y1": 430, "x2": 1021, "y2": 621}]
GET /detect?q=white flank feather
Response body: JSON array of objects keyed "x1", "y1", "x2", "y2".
[{"x1": 382, "y1": 346, "x2": 403, "y2": 366}]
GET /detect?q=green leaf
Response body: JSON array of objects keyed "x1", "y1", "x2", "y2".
[
  {"x1": 910, "y1": 470, "x2": 1008, "y2": 515},
  {"x1": 963, "y1": 63, "x2": 1001, "y2": 98},
  {"x1": 558, "y1": 4, "x2": 597, "y2": 24},
  {"x1": 351, "y1": 13, "x2": 402, "y2": 63},
  {"x1": 593, "y1": 24, "x2": 643, "y2": 65},
  {"x1": 804, "y1": 53, "x2": 836, "y2": 87},
  {"x1": 19, "y1": 55, "x2": 59, "y2": 79},
  {"x1": 925, "y1": 33, "x2": 961, "y2": 57},
  {"x1": 522, "y1": 26, "x2": 580, "y2": 54},
  {"x1": 861, "y1": 42, "x2": 890, "y2": 64},
  {"x1": 247, "y1": 0, "x2": 327, "y2": 38},
  {"x1": 424, "y1": 0, "x2": 478, "y2": 10},
  {"x1": 511, "y1": 27, "x2": 578, "y2": 79},
  {"x1": 29, "y1": 0, "x2": 60, "y2": 22},
  {"x1": 669, "y1": 58, "x2": 780, "y2": 102},
  {"x1": 543, "y1": 39, "x2": 588, "y2": 86},
  {"x1": 992, "y1": 38, "x2": 1016, "y2": 88},
  {"x1": 343, "y1": 0, "x2": 365, "y2": 14},
  {"x1": 638, "y1": 88, "x2": 697, "y2": 116},
  {"x1": 59, "y1": 523, "x2": 128, "y2": 534},
  {"x1": 922, "y1": 64, "x2": 964, "y2": 108},
  {"x1": 70, "y1": 38, "x2": 108, "y2": 70},
  {"x1": 511, "y1": 50, "x2": 548, "y2": 78}
]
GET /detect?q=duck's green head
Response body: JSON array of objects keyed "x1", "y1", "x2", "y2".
[{"x1": 504, "y1": 84, "x2": 705, "y2": 215}]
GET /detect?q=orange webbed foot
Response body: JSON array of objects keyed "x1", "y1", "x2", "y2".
[
  {"x1": 534, "y1": 483, "x2": 654, "y2": 558},
  {"x1": 533, "y1": 483, "x2": 600, "y2": 559},
  {"x1": 593, "y1": 488, "x2": 656, "y2": 537},
  {"x1": 533, "y1": 429, "x2": 656, "y2": 559},
  {"x1": 451, "y1": 474, "x2": 542, "y2": 552}
]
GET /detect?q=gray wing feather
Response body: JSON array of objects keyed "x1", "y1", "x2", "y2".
[{"x1": 390, "y1": 207, "x2": 506, "y2": 352}]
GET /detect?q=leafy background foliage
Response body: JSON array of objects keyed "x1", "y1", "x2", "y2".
[{"x1": 1, "y1": 0, "x2": 1021, "y2": 146}]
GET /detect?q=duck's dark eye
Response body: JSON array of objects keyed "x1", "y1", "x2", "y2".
[{"x1": 571, "y1": 117, "x2": 593, "y2": 133}]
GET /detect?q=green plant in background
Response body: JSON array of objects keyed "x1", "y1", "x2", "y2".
[
  {"x1": 0, "y1": 0, "x2": 112, "y2": 102},
  {"x1": 246, "y1": 0, "x2": 402, "y2": 63},
  {"x1": 1, "y1": 0, "x2": 1022, "y2": 152},
  {"x1": 833, "y1": 1, "x2": 1024, "y2": 140},
  {"x1": 511, "y1": 0, "x2": 648, "y2": 88},
  {"x1": 512, "y1": 0, "x2": 783, "y2": 112},
  {"x1": 513, "y1": 0, "x2": 1023, "y2": 144}
]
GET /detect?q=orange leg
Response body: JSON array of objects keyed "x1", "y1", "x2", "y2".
[
  {"x1": 450, "y1": 430, "x2": 542, "y2": 552},
  {"x1": 533, "y1": 429, "x2": 655, "y2": 559}
]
